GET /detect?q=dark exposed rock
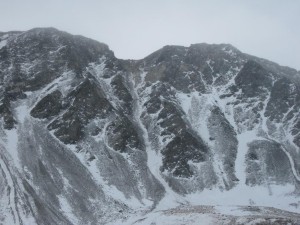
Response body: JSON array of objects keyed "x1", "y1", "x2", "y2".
[
  {"x1": 157, "y1": 101, "x2": 187, "y2": 136},
  {"x1": 106, "y1": 116, "x2": 142, "y2": 152},
  {"x1": 161, "y1": 130, "x2": 209, "y2": 177},
  {"x1": 265, "y1": 78, "x2": 299, "y2": 122},
  {"x1": 208, "y1": 106, "x2": 238, "y2": 188},
  {"x1": 111, "y1": 74, "x2": 133, "y2": 114},
  {"x1": 31, "y1": 90, "x2": 63, "y2": 118},
  {"x1": 143, "y1": 46, "x2": 207, "y2": 93},
  {"x1": 152, "y1": 98, "x2": 210, "y2": 178},
  {"x1": 235, "y1": 60, "x2": 273, "y2": 98},
  {"x1": 246, "y1": 140, "x2": 295, "y2": 186},
  {"x1": 0, "y1": 97, "x2": 17, "y2": 129},
  {"x1": 48, "y1": 78, "x2": 114, "y2": 144}
]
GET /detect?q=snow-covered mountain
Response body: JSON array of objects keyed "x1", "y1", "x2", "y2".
[{"x1": 0, "y1": 28, "x2": 300, "y2": 225}]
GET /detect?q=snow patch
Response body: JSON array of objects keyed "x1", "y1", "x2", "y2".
[
  {"x1": 0, "y1": 39, "x2": 7, "y2": 49},
  {"x1": 4, "y1": 129, "x2": 21, "y2": 170},
  {"x1": 57, "y1": 168, "x2": 72, "y2": 190},
  {"x1": 146, "y1": 148, "x2": 187, "y2": 210},
  {"x1": 67, "y1": 142, "x2": 145, "y2": 209},
  {"x1": 186, "y1": 184, "x2": 298, "y2": 213},
  {"x1": 177, "y1": 92, "x2": 213, "y2": 143},
  {"x1": 15, "y1": 104, "x2": 28, "y2": 124},
  {"x1": 235, "y1": 130, "x2": 264, "y2": 185},
  {"x1": 222, "y1": 46, "x2": 237, "y2": 57},
  {"x1": 88, "y1": 159, "x2": 144, "y2": 209},
  {"x1": 58, "y1": 195, "x2": 79, "y2": 225}
]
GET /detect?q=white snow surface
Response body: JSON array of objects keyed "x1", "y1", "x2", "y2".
[
  {"x1": 0, "y1": 39, "x2": 7, "y2": 49},
  {"x1": 58, "y1": 195, "x2": 79, "y2": 225},
  {"x1": 235, "y1": 130, "x2": 264, "y2": 185},
  {"x1": 66, "y1": 142, "x2": 147, "y2": 210},
  {"x1": 3, "y1": 129, "x2": 21, "y2": 170},
  {"x1": 15, "y1": 104, "x2": 28, "y2": 124},
  {"x1": 108, "y1": 209, "x2": 215, "y2": 225},
  {"x1": 108, "y1": 204, "x2": 300, "y2": 225}
]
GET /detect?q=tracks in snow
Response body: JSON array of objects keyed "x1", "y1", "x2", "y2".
[{"x1": 0, "y1": 154, "x2": 21, "y2": 225}]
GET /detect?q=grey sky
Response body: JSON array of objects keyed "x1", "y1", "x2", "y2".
[{"x1": 1, "y1": 0, "x2": 299, "y2": 70}]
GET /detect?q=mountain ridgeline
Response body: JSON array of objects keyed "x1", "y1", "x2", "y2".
[{"x1": 0, "y1": 28, "x2": 300, "y2": 225}]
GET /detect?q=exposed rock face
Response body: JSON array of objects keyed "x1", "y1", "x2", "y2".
[
  {"x1": 246, "y1": 140, "x2": 295, "y2": 186},
  {"x1": 0, "y1": 28, "x2": 300, "y2": 224},
  {"x1": 235, "y1": 60, "x2": 273, "y2": 98}
]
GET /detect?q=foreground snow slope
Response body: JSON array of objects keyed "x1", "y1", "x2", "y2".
[{"x1": 109, "y1": 205, "x2": 300, "y2": 225}]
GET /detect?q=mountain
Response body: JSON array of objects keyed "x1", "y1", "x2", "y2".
[{"x1": 0, "y1": 27, "x2": 300, "y2": 225}]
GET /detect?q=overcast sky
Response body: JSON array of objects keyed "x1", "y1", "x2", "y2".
[{"x1": 1, "y1": 0, "x2": 299, "y2": 70}]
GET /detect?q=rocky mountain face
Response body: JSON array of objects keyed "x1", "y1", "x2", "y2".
[{"x1": 0, "y1": 28, "x2": 300, "y2": 225}]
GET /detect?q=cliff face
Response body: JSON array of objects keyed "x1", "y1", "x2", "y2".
[{"x1": 0, "y1": 28, "x2": 300, "y2": 225}]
